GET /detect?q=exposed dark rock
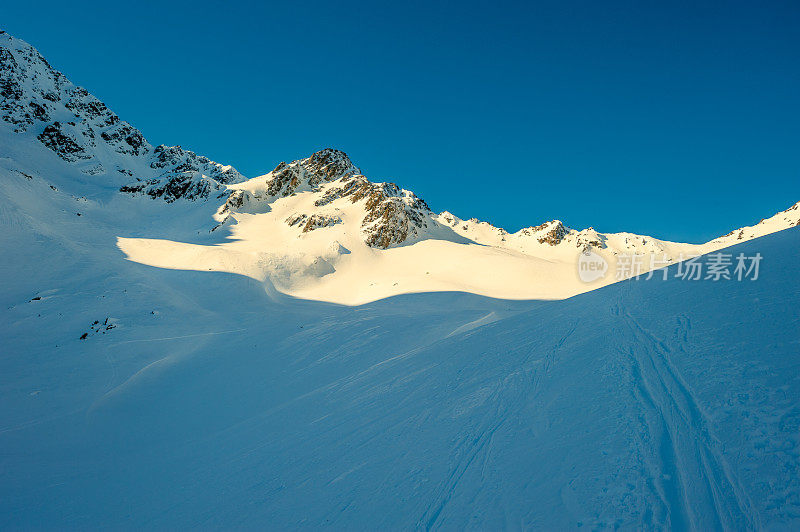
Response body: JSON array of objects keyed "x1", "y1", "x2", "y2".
[
  {"x1": 286, "y1": 212, "x2": 342, "y2": 233},
  {"x1": 140, "y1": 174, "x2": 220, "y2": 203},
  {"x1": 28, "y1": 101, "x2": 49, "y2": 121},
  {"x1": 267, "y1": 148, "x2": 358, "y2": 198},
  {"x1": 313, "y1": 175, "x2": 432, "y2": 248},
  {"x1": 360, "y1": 182, "x2": 430, "y2": 249},
  {"x1": 101, "y1": 123, "x2": 146, "y2": 155},
  {"x1": 37, "y1": 122, "x2": 92, "y2": 161},
  {"x1": 65, "y1": 87, "x2": 119, "y2": 127},
  {"x1": 535, "y1": 221, "x2": 568, "y2": 246}
]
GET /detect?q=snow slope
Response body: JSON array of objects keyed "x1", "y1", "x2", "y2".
[
  {"x1": 2, "y1": 29, "x2": 800, "y2": 528},
  {"x1": 2, "y1": 197, "x2": 799, "y2": 527}
]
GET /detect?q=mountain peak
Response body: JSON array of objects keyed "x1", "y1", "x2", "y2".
[
  {"x1": 264, "y1": 148, "x2": 360, "y2": 198},
  {"x1": 306, "y1": 148, "x2": 357, "y2": 178},
  {"x1": 304, "y1": 148, "x2": 360, "y2": 182}
]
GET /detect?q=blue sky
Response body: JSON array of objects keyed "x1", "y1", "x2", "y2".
[{"x1": 4, "y1": 0, "x2": 799, "y2": 242}]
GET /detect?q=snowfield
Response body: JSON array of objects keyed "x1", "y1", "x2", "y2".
[
  {"x1": 2, "y1": 205, "x2": 799, "y2": 527},
  {"x1": 2, "y1": 29, "x2": 800, "y2": 529}
]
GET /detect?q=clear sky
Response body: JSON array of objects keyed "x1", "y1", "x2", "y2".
[{"x1": 3, "y1": 0, "x2": 799, "y2": 242}]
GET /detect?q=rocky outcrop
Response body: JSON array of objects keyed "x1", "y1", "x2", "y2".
[
  {"x1": 573, "y1": 228, "x2": 605, "y2": 251},
  {"x1": 306, "y1": 171, "x2": 432, "y2": 248},
  {"x1": 313, "y1": 174, "x2": 370, "y2": 207},
  {"x1": 149, "y1": 145, "x2": 243, "y2": 185},
  {"x1": 120, "y1": 173, "x2": 228, "y2": 203},
  {"x1": 217, "y1": 189, "x2": 257, "y2": 216},
  {"x1": 286, "y1": 212, "x2": 343, "y2": 233},
  {"x1": 0, "y1": 34, "x2": 64, "y2": 132},
  {"x1": 260, "y1": 149, "x2": 432, "y2": 248},
  {"x1": 37, "y1": 121, "x2": 92, "y2": 162},
  {"x1": 358, "y1": 182, "x2": 431, "y2": 249},
  {"x1": 305, "y1": 148, "x2": 359, "y2": 181},
  {"x1": 100, "y1": 123, "x2": 146, "y2": 156},
  {"x1": 534, "y1": 221, "x2": 568, "y2": 246},
  {"x1": 64, "y1": 86, "x2": 119, "y2": 128},
  {"x1": 266, "y1": 148, "x2": 359, "y2": 198}
]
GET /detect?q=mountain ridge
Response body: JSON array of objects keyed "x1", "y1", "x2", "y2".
[
  {"x1": 2, "y1": 29, "x2": 799, "y2": 304},
  {"x1": 0, "y1": 30, "x2": 243, "y2": 202}
]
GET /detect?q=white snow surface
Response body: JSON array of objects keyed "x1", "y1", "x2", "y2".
[
  {"x1": 2, "y1": 29, "x2": 800, "y2": 528},
  {"x1": 2, "y1": 185, "x2": 799, "y2": 527}
]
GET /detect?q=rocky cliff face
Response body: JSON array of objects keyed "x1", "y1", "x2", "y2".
[{"x1": 255, "y1": 149, "x2": 434, "y2": 249}]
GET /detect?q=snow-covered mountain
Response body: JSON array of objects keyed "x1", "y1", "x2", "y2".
[
  {"x1": 2, "y1": 30, "x2": 799, "y2": 304},
  {"x1": 118, "y1": 146, "x2": 799, "y2": 303},
  {"x1": 2, "y1": 30, "x2": 800, "y2": 529},
  {"x1": 0, "y1": 30, "x2": 242, "y2": 201}
]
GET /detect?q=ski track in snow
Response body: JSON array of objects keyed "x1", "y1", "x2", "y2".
[
  {"x1": 419, "y1": 322, "x2": 578, "y2": 530},
  {"x1": 612, "y1": 287, "x2": 760, "y2": 531}
]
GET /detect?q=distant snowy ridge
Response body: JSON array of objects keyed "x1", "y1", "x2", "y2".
[
  {"x1": 217, "y1": 146, "x2": 800, "y2": 256},
  {"x1": 709, "y1": 199, "x2": 800, "y2": 246},
  {"x1": 2, "y1": 29, "x2": 798, "y2": 304}
]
